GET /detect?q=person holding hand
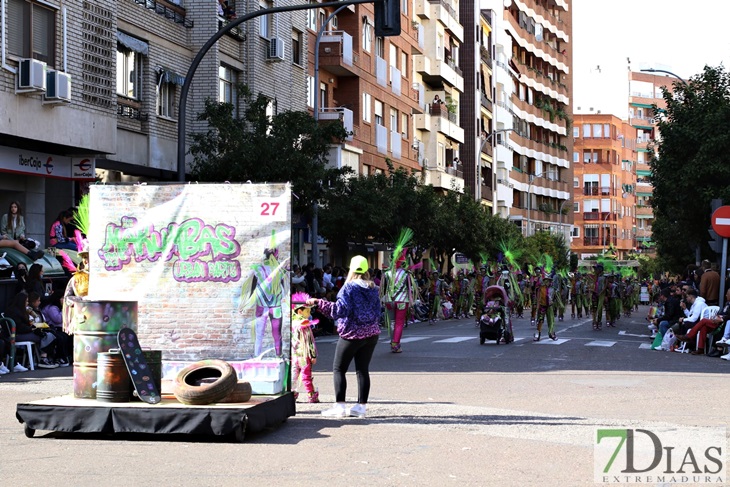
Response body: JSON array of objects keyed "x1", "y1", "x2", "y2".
[{"x1": 307, "y1": 256, "x2": 381, "y2": 418}]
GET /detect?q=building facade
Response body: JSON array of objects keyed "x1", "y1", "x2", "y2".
[
  {"x1": 571, "y1": 114, "x2": 637, "y2": 259},
  {"x1": 0, "y1": 0, "x2": 305, "y2": 244},
  {"x1": 487, "y1": 0, "x2": 573, "y2": 237}
]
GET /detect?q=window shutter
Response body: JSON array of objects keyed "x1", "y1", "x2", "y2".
[{"x1": 7, "y1": 0, "x2": 28, "y2": 58}]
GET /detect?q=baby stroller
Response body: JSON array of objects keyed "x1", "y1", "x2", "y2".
[{"x1": 478, "y1": 285, "x2": 514, "y2": 345}]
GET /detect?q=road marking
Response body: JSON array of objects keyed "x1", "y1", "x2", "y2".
[
  {"x1": 534, "y1": 338, "x2": 570, "y2": 345},
  {"x1": 639, "y1": 343, "x2": 654, "y2": 350},
  {"x1": 618, "y1": 330, "x2": 652, "y2": 338},
  {"x1": 585, "y1": 340, "x2": 616, "y2": 347},
  {"x1": 398, "y1": 336, "x2": 431, "y2": 343},
  {"x1": 433, "y1": 336, "x2": 475, "y2": 343}
]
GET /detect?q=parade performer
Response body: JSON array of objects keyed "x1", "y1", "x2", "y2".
[
  {"x1": 458, "y1": 270, "x2": 471, "y2": 318},
  {"x1": 428, "y1": 270, "x2": 443, "y2": 323},
  {"x1": 380, "y1": 228, "x2": 418, "y2": 353},
  {"x1": 553, "y1": 271, "x2": 568, "y2": 321},
  {"x1": 60, "y1": 195, "x2": 91, "y2": 335},
  {"x1": 590, "y1": 264, "x2": 607, "y2": 330},
  {"x1": 571, "y1": 272, "x2": 584, "y2": 319},
  {"x1": 606, "y1": 274, "x2": 619, "y2": 327},
  {"x1": 290, "y1": 292, "x2": 319, "y2": 403},
  {"x1": 239, "y1": 232, "x2": 289, "y2": 357},
  {"x1": 534, "y1": 273, "x2": 556, "y2": 341},
  {"x1": 515, "y1": 273, "x2": 525, "y2": 318},
  {"x1": 530, "y1": 270, "x2": 541, "y2": 327},
  {"x1": 465, "y1": 271, "x2": 476, "y2": 318}
]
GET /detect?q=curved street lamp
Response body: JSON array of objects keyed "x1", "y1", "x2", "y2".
[{"x1": 639, "y1": 68, "x2": 688, "y2": 87}]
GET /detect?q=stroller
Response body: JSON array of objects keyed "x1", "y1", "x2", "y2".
[{"x1": 478, "y1": 285, "x2": 514, "y2": 345}]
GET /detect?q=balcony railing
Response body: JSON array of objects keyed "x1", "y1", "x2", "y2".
[
  {"x1": 583, "y1": 237, "x2": 600, "y2": 246},
  {"x1": 445, "y1": 166, "x2": 463, "y2": 178},
  {"x1": 583, "y1": 211, "x2": 616, "y2": 221},
  {"x1": 583, "y1": 187, "x2": 616, "y2": 196},
  {"x1": 481, "y1": 92, "x2": 493, "y2": 112},
  {"x1": 133, "y1": 0, "x2": 193, "y2": 28},
  {"x1": 480, "y1": 45, "x2": 492, "y2": 65}
]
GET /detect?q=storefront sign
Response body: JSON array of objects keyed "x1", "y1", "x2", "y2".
[{"x1": 0, "y1": 146, "x2": 96, "y2": 180}]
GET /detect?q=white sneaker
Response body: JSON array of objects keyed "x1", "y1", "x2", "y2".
[
  {"x1": 321, "y1": 403, "x2": 348, "y2": 418},
  {"x1": 0, "y1": 364, "x2": 9, "y2": 374},
  {"x1": 13, "y1": 363, "x2": 29, "y2": 372},
  {"x1": 349, "y1": 403, "x2": 367, "y2": 418},
  {"x1": 0, "y1": 368, "x2": 7, "y2": 375},
  {"x1": 717, "y1": 337, "x2": 729, "y2": 345},
  {"x1": 721, "y1": 353, "x2": 730, "y2": 361}
]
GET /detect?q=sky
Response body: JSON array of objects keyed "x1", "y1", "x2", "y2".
[{"x1": 572, "y1": 0, "x2": 730, "y2": 118}]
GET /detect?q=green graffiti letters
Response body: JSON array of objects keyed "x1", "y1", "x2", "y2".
[{"x1": 99, "y1": 216, "x2": 242, "y2": 283}]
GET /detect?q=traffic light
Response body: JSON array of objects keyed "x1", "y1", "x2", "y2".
[{"x1": 374, "y1": 0, "x2": 401, "y2": 37}]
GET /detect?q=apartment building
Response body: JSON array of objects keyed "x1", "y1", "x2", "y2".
[
  {"x1": 307, "y1": 0, "x2": 465, "y2": 194},
  {"x1": 488, "y1": 0, "x2": 572, "y2": 237},
  {"x1": 571, "y1": 114, "x2": 637, "y2": 259},
  {"x1": 628, "y1": 70, "x2": 668, "y2": 252},
  {"x1": 0, "y1": 0, "x2": 305, "y2": 244}
]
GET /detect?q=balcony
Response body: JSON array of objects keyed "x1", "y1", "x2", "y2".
[
  {"x1": 390, "y1": 65, "x2": 402, "y2": 96},
  {"x1": 583, "y1": 187, "x2": 616, "y2": 196},
  {"x1": 391, "y1": 130, "x2": 402, "y2": 159},
  {"x1": 428, "y1": 0, "x2": 464, "y2": 42},
  {"x1": 430, "y1": 104, "x2": 464, "y2": 143},
  {"x1": 319, "y1": 107, "x2": 354, "y2": 141},
  {"x1": 424, "y1": 166, "x2": 465, "y2": 192},
  {"x1": 481, "y1": 140, "x2": 493, "y2": 157},
  {"x1": 583, "y1": 237, "x2": 600, "y2": 246},
  {"x1": 132, "y1": 0, "x2": 193, "y2": 28},
  {"x1": 375, "y1": 123, "x2": 388, "y2": 154},
  {"x1": 481, "y1": 92, "x2": 493, "y2": 112},
  {"x1": 414, "y1": 55, "x2": 464, "y2": 92},
  {"x1": 375, "y1": 56, "x2": 388, "y2": 87},
  {"x1": 481, "y1": 185, "x2": 493, "y2": 201},
  {"x1": 583, "y1": 211, "x2": 616, "y2": 221},
  {"x1": 319, "y1": 31, "x2": 356, "y2": 77},
  {"x1": 480, "y1": 45, "x2": 493, "y2": 66},
  {"x1": 636, "y1": 205, "x2": 653, "y2": 216}
]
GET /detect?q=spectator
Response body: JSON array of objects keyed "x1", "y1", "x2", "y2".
[
  {"x1": 0, "y1": 236, "x2": 44, "y2": 260},
  {"x1": 322, "y1": 264, "x2": 334, "y2": 291},
  {"x1": 25, "y1": 263, "x2": 48, "y2": 302},
  {"x1": 699, "y1": 260, "x2": 720, "y2": 306},
  {"x1": 30, "y1": 291, "x2": 71, "y2": 366},
  {"x1": 653, "y1": 288, "x2": 682, "y2": 336},
  {"x1": 291, "y1": 265, "x2": 306, "y2": 293},
  {"x1": 13, "y1": 262, "x2": 29, "y2": 295},
  {"x1": 4, "y1": 292, "x2": 57, "y2": 369},
  {"x1": 1, "y1": 201, "x2": 39, "y2": 249},
  {"x1": 672, "y1": 288, "x2": 706, "y2": 336},
  {"x1": 677, "y1": 289, "x2": 730, "y2": 355},
  {"x1": 49, "y1": 210, "x2": 77, "y2": 251}
]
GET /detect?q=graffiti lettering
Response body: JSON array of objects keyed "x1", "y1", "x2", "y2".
[{"x1": 99, "y1": 216, "x2": 242, "y2": 282}]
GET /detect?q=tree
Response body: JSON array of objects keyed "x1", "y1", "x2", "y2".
[
  {"x1": 651, "y1": 66, "x2": 730, "y2": 272},
  {"x1": 189, "y1": 85, "x2": 350, "y2": 216},
  {"x1": 522, "y1": 231, "x2": 570, "y2": 271}
]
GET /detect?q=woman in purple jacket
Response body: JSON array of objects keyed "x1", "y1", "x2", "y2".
[{"x1": 307, "y1": 255, "x2": 381, "y2": 418}]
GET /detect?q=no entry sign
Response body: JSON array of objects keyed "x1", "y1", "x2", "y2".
[{"x1": 711, "y1": 206, "x2": 730, "y2": 238}]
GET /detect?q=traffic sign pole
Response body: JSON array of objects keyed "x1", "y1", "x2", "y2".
[{"x1": 721, "y1": 237, "x2": 727, "y2": 310}]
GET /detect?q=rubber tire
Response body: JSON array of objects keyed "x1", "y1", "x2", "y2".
[
  {"x1": 173, "y1": 359, "x2": 237, "y2": 405},
  {"x1": 220, "y1": 381, "x2": 253, "y2": 403}
]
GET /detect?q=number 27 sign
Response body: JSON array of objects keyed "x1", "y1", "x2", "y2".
[{"x1": 254, "y1": 196, "x2": 288, "y2": 222}]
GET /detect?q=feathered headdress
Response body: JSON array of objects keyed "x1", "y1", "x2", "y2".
[
  {"x1": 291, "y1": 292, "x2": 311, "y2": 309},
  {"x1": 73, "y1": 194, "x2": 90, "y2": 255}
]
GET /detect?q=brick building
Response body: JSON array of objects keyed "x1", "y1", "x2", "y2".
[
  {"x1": 0, "y1": 0, "x2": 304, "y2": 244},
  {"x1": 571, "y1": 114, "x2": 637, "y2": 259}
]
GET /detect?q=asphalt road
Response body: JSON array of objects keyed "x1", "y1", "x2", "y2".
[{"x1": 1, "y1": 305, "x2": 728, "y2": 486}]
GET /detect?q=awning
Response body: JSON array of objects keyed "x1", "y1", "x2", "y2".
[
  {"x1": 637, "y1": 170, "x2": 651, "y2": 176},
  {"x1": 117, "y1": 31, "x2": 149, "y2": 56},
  {"x1": 632, "y1": 124, "x2": 654, "y2": 130},
  {"x1": 157, "y1": 67, "x2": 186, "y2": 86},
  {"x1": 630, "y1": 102, "x2": 654, "y2": 109}
]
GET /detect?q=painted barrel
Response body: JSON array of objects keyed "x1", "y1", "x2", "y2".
[
  {"x1": 130, "y1": 350, "x2": 162, "y2": 401},
  {"x1": 96, "y1": 352, "x2": 130, "y2": 403},
  {"x1": 72, "y1": 300, "x2": 138, "y2": 399}
]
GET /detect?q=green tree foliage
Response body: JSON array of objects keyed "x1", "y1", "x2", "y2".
[
  {"x1": 651, "y1": 66, "x2": 730, "y2": 271},
  {"x1": 188, "y1": 85, "x2": 349, "y2": 216},
  {"x1": 522, "y1": 231, "x2": 570, "y2": 270}
]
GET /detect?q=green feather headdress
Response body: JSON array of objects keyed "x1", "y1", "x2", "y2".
[{"x1": 73, "y1": 194, "x2": 91, "y2": 237}]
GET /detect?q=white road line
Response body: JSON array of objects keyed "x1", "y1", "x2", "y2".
[
  {"x1": 618, "y1": 330, "x2": 652, "y2": 338},
  {"x1": 433, "y1": 336, "x2": 475, "y2": 343},
  {"x1": 639, "y1": 343, "x2": 654, "y2": 350},
  {"x1": 534, "y1": 338, "x2": 570, "y2": 345},
  {"x1": 585, "y1": 340, "x2": 616, "y2": 347}
]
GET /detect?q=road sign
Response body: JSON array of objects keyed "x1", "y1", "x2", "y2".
[{"x1": 711, "y1": 206, "x2": 730, "y2": 238}]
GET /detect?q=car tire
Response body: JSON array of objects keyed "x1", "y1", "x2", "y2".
[{"x1": 173, "y1": 359, "x2": 237, "y2": 405}]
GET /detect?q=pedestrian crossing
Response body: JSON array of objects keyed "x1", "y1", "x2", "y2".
[{"x1": 315, "y1": 334, "x2": 654, "y2": 349}]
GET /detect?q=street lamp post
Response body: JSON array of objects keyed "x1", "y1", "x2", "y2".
[
  {"x1": 639, "y1": 68, "x2": 688, "y2": 87},
  {"x1": 602, "y1": 210, "x2": 612, "y2": 255}
]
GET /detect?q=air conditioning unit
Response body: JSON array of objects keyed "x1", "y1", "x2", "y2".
[
  {"x1": 44, "y1": 70, "x2": 72, "y2": 104},
  {"x1": 267, "y1": 38, "x2": 285, "y2": 62},
  {"x1": 16, "y1": 58, "x2": 47, "y2": 92},
  {"x1": 497, "y1": 178, "x2": 508, "y2": 185}
]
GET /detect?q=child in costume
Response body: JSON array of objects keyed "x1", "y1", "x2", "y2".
[
  {"x1": 534, "y1": 274, "x2": 557, "y2": 341},
  {"x1": 290, "y1": 292, "x2": 319, "y2": 403}
]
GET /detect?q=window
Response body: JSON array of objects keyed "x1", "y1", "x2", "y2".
[
  {"x1": 583, "y1": 124, "x2": 591, "y2": 138},
  {"x1": 401, "y1": 52, "x2": 407, "y2": 74},
  {"x1": 389, "y1": 108, "x2": 397, "y2": 131},
  {"x1": 331, "y1": 15, "x2": 338, "y2": 30},
  {"x1": 573, "y1": 152, "x2": 579, "y2": 163},
  {"x1": 573, "y1": 127, "x2": 579, "y2": 138},
  {"x1": 585, "y1": 225, "x2": 599, "y2": 238},
  {"x1": 374, "y1": 100, "x2": 383, "y2": 125},
  {"x1": 573, "y1": 202, "x2": 580, "y2": 212},
  {"x1": 307, "y1": 76, "x2": 315, "y2": 108},
  {"x1": 401, "y1": 113, "x2": 408, "y2": 138},
  {"x1": 375, "y1": 37, "x2": 384, "y2": 58},
  {"x1": 592, "y1": 124, "x2": 602, "y2": 138},
  {"x1": 260, "y1": 0, "x2": 273, "y2": 38},
  {"x1": 292, "y1": 30, "x2": 302, "y2": 65},
  {"x1": 573, "y1": 177, "x2": 579, "y2": 187},
  {"x1": 401, "y1": 0, "x2": 408, "y2": 15},
  {"x1": 362, "y1": 20, "x2": 372, "y2": 52},
  {"x1": 319, "y1": 82, "x2": 326, "y2": 109},
  {"x1": 157, "y1": 81, "x2": 175, "y2": 118},
  {"x1": 7, "y1": 0, "x2": 56, "y2": 65},
  {"x1": 362, "y1": 92, "x2": 371, "y2": 122},
  {"x1": 306, "y1": 1, "x2": 317, "y2": 30},
  {"x1": 117, "y1": 46, "x2": 142, "y2": 99},
  {"x1": 219, "y1": 65, "x2": 235, "y2": 104},
  {"x1": 571, "y1": 227, "x2": 580, "y2": 238},
  {"x1": 604, "y1": 124, "x2": 610, "y2": 138},
  {"x1": 318, "y1": 11, "x2": 326, "y2": 31}
]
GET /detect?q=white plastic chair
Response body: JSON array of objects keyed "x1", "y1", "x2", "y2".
[
  {"x1": 676, "y1": 306, "x2": 720, "y2": 353},
  {"x1": 1, "y1": 316, "x2": 39, "y2": 371}
]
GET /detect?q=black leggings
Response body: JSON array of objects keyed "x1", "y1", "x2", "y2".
[{"x1": 332, "y1": 334, "x2": 379, "y2": 404}]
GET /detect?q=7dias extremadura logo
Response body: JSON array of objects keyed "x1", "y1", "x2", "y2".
[{"x1": 594, "y1": 427, "x2": 726, "y2": 484}]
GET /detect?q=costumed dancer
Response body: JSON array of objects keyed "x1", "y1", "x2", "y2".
[
  {"x1": 428, "y1": 270, "x2": 443, "y2": 323},
  {"x1": 465, "y1": 271, "x2": 476, "y2": 318},
  {"x1": 380, "y1": 228, "x2": 418, "y2": 353},
  {"x1": 534, "y1": 273, "x2": 557, "y2": 341},
  {"x1": 590, "y1": 264, "x2": 607, "y2": 330},
  {"x1": 515, "y1": 273, "x2": 525, "y2": 318},
  {"x1": 571, "y1": 272, "x2": 583, "y2": 319},
  {"x1": 238, "y1": 231, "x2": 289, "y2": 357},
  {"x1": 61, "y1": 195, "x2": 91, "y2": 336},
  {"x1": 553, "y1": 271, "x2": 567, "y2": 322},
  {"x1": 458, "y1": 270, "x2": 471, "y2": 318},
  {"x1": 606, "y1": 274, "x2": 619, "y2": 327},
  {"x1": 290, "y1": 292, "x2": 319, "y2": 403},
  {"x1": 530, "y1": 268, "x2": 542, "y2": 327}
]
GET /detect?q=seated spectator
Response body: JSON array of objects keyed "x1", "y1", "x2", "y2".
[
  {"x1": 217, "y1": 0, "x2": 236, "y2": 19},
  {"x1": 677, "y1": 289, "x2": 730, "y2": 354},
  {"x1": 30, "y1": 291, "x2": 71, "y2": 366},
  {"x1": 25, "y1": 263, "x2": 48, "y2": 303},
  {"x1": 322, "y1": 264, "x2": 334, "y2": 291},
  {"x1": 0, "y1": 336, "x2": 7, "y2": 374},
  {"x1": 671, "y1": 288, "x2": 706, "y2": 336},
  {"x1": 0, "y1": 235, "x2": 44, "y2": 260},
  {"x1": 4, "y1": 292, "x2": 57, "y2": 369},
  {"x1": 291, "y1": 264, "x2": 306, "y2": 293},
  {"x1": 49, "y1": 210, "x2": 77, "y2": 251},
  {"x1": 1, "y1": 201, "x2": 39, "y2": 249},
  {"x1": 653, "y1": 288, "x2": 681, "y2": 336},
  {"x1": 13, "y1": 262, "x2": 28, "y2": 295}
]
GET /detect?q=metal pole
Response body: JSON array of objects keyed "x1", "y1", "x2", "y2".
[
  {"x1": 176, "y1": 0, "x2": 374, "y2": 182},
  {"x1": 639, "y1": 68, "x2": 688, "y2": 87},
  {"x1": 311, "y1": 5, "x2": 348, "y2": 268},
  {"x1": 721, "y1": 238, "x2": 728, "y2": 310}
]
